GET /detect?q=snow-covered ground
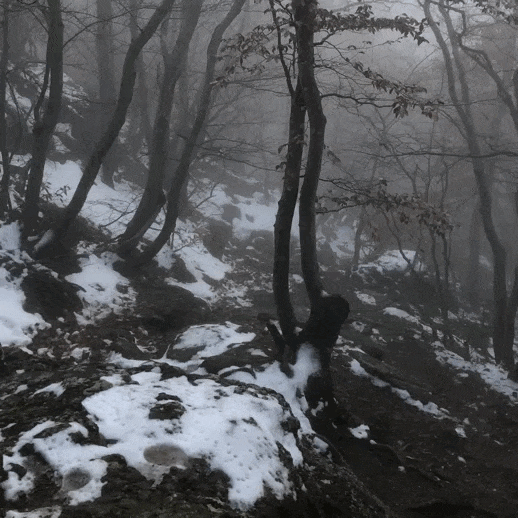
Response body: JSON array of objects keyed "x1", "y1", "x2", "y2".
[
  {"x1": 1, "y1": 161, "x2": 323, "y2": 514},
  {"x1": 3, "y1": 160, "x2": 518, "y2": 516},
  {"x1": 3, "y1": 340, "x2": 319, "y2": 510}
]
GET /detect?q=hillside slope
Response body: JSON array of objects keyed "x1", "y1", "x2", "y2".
[{"x1": 1, "y1": 163, "x2": 518, "y2": 518}]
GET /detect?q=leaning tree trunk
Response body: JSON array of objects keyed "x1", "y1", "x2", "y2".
[
  {"x1": 96, "y1": 0, "x2": 118, "y2": 188},
  {"x1": 129, "y1": 0, "x2": 246, "y2": 267},
  {"x1": 117, "y1": 0, "x2": 203, "y2": 257},
  {"x1": 21, "y1": 0, "x2": 63, "y2": 237},
  {"x1": 35, "y1": 0, "x2": 177, "y2": 253}
]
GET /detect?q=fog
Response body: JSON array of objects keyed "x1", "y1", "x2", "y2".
[{"x1": 3, "y1": 0, "x2": 518, "y2": 347}]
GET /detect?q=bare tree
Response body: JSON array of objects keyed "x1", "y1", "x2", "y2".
[
  {"x1": 117, "y1": 0, "x2": 203, "y2": 257},
  {"x1": 0, "y1": 0, "x2": 11, "y2": 217},
  {"x1": 21, "y1": 0, "x2": 64, "y2": 237},
  {"x1": 423, "y1": 0, "x2": 517, "y2": 368},
  {"x1": 35, "y1": 0, "x2": 177, "y2": 254},
  {"x1": 121, "y1": 0, "x2": 247, "y2": 266},
  {"x1": 96, "y1": 0, "x2": 118, "y2": 188},
  {"x1": 251, "y1": 1, "x2": 426, "y2": 393}
]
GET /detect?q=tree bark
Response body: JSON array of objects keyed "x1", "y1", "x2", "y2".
[
  {"x1": 466, "y1": 202, "x2": 482, "y2": 306},
  {"x1": 273, "y1": 79, "x2": 305, "y2": 348},
  {"x1": 40, "y1": 0, "x2": 176, "y2": 250},
  {"x1": 129, "y1": 0, "x2": 246, "y2": 266},
  {"x1": 0, "y1": 1, "x2": 11, "y2": 217},
  {"x1": 294, "y1": 0, "x2": 326, "y2": 307},
  {"x1": 425, "y1": 0, "x2": 514, "y2": 368},
  {"x1": 117, "y1": 0, "x2": 202, "y2": 256},
  {"x1": 128, "y1": 0, "x2": 153, "y2": 152},
  {"x1": 96, "y1": 0, "x2": 118, "y2": 188},
  {"x1": 21, "y1": 0, "x2": 63, "y2": 236}
]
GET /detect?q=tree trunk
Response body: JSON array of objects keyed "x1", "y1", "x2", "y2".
[
  {"x1": 352, "y1": 158, "x2": 379, "y2": 269},
  {"x1": 294, "y1": 0, "x2": 326, "y2": 307},
  {"x1": 279, "y1": 0, "x2": 349, "y2": 403},
  {"x1": 21, "y1": 0, "x2": 63, "y2": 237},
  {"x1": 273, "y1": 79, "x2": 305, "y2": 348},
  {"x1": 466, "y1": 202, "x2": 482, "y2": 306},
  {"x1": 0, "y1": 1, "x2": 11, "y2": 217},
  {"x1": 38, "y1": 0, "x2": 176, "y2": 251},
  {"x1": 117, "y1": 0, "x2": 202, "y2": 256},
  {"x1": 96, "y1": 0, "x2": 118, "y2": 188},
  {"x1": 129, "y1": 0, "x2": 153, "y2": 152},
  {"x1": 129, "y1": 0, "x2": 246, "y2": 267},
  {"x1": 425, "y1": 0, "x2": 514, "y2": 369}
]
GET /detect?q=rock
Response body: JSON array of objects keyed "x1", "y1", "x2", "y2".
[
  {"x1": 221, "y1": 203, "x2": 241, "y2": 224},
  {"x1": 148, "y1": 400, "x2": 186, "y2": 420},
  {"x1": 21, "y1": 269, "x2": 83, "y2": 321},
  {"x1": 202, "y1": 219, "x2": 232, "y2": 259},
  {"x1": 136, "y1": 284, "x2": 210, "y2": 333},
  {"x1": 170, "y1": 255, "x2": 197, "y2": 283},
  {"x1": 143, "y1": 443, "x2": 189, "y2": 468},
  {"x1": 199, "y1": 343, "x2": 271, "y2": 375}
]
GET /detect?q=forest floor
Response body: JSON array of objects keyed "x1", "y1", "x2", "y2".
[
  {"x1": 4, "y1": 249, "x2": 518, "y2": 518},
  {"x1": 2, "y1": 167, "x2": 518, "y2": 516},
  {"x1": 225, "y1": 260, "x2": 518, "y2": 518}
]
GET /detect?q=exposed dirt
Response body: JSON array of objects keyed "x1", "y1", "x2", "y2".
[{"x1": 3, "y1": 252, "x2": 518, "y2": 517}]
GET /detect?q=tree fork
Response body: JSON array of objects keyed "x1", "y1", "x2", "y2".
[
  {"x1": 129, "y1": 0, "x2": 247, "y2": 267},
  {"x1": 117, "y1": 0, "x2": 203, "y2": 255}
]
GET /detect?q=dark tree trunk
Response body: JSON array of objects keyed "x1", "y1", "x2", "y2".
[
  {"x1": 265, "y1": 0, "x2": 351, "y2": 399},
  {"x1": 294, "y1": 0, "x2": 326, "y2": 308},
  {"x1": 21, "y1": 0, "x2": 63, "y2": 237},
  {"x1": 273, "y1": 79, "x2": 305, "y2": 349},
  {"x1": 129, "y1": 0, "x2": 246, "y2": 267},
  {"x1": 128, "y1": 0, "x2": 153, "y2": 152},
  {"x1": 466, "y1": 202, "x2": 482, "y2": 306},
  {"x1": 266, "y1": 1, "x2": 349, "y2": 388},
  {"x1": 0, "y1": 1, "x2": 11, "y2": 217},
  {"x1": 96, "y1": 0, "x2": 118, "y2": 188},
  {"x1": 117, "y1": 0, "x2": 202, "y2": 256},
  {"x1": 426, "y1": 0, "x2": 514, "y2": 369},
  {"x1": 470, "y1": 159, "x2": 510, "y2": 366},
  {"x1": 38, "y1": 0, "x2": 176, "y2": 251}
]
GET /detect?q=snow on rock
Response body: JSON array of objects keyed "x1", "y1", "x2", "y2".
[
  {"x1": 6, "y1": 508, "x2": 62, "y2": 518},
  {"x1": 3, "y1": 368, "x2": 306, "y2": 510},
  {"x1": 349, "y1": 424, "x2": 370, "y2": 439},
  {"x1": 199, "y1": 185, "x2": 296, "y2": 241},
  {"x1": 165, "y1": 240, "x2": 231, "y2": 303},
  {"x1": 229, "y1": 344, "x2": 321, "y2": 434},
  {"x1": 433, "y1": 341, "x2": 518, "y2": 402},
  {"x1": 0, "y1": 223, "x2": 48, "y2": 347},
  {"x1": 383, "y1": 307, "x2": 420, "y2": 324},
  {"x1": 358, "y1": 249, "x2": 420, "y2": 273},
  {"x1": 355, "y1": 291, "x2": 376, "y2": 306},
  {"x1": 230, "y1": 193, "x2": 279, "y2": 240},
  {"x1": 172, "y1": 322, "x2": 255, "y2": 359},
  {"x1": 349, "y1": 359, "x2": 449, "y2": 418},
  {"x1": 65, "y1": 252, "x2": 136, "y2": 322},
  {"x1": 43, "y1": 161, "x2": 138, "y2": 237},
  {"x1": 0, "y1": 221, "x2": 23, "y2": 251},
  {"x1": 0, "y1": 277, "x2": 46, "y2": 347}
]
